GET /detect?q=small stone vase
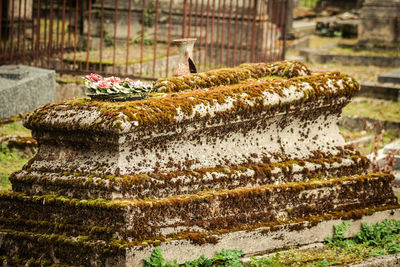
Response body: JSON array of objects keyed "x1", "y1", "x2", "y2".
[{"x1": 172, "y1": 38, "x2": 197, "y2": 76}]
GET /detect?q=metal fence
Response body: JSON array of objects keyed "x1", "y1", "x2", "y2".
[{"x1": 0, "y1": 0, "x2": 289, "y2": 79}]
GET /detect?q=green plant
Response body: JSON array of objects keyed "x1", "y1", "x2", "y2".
[
  {"x1": 103, "y1": 30, "x2": 114, "y2": 47},
  {"x1": 325, "y1": 221, "x2": 351, "y2": 246},
  {"x1": 248, "y1": 219, "x2": 400, "y2": 266},
  {"x1": 143, "y1": 247, "x2": 243, "y2": 267},
  {"x1": 248, "y1": 254, "x2": 282, "y2": 267},
  {"x1": 0, "y1": 120, "x2": 31, "y2": 136},
  {"x1": 0, "y1": 144, "x2": 30, "y2": 191},
  {"x1": 310, "y1": 259, "x2": 338, "y2": 267},
  {"x1": 142, "y1": 7, "x2": 156, "y2": 28},
  {"x1": 355, "y1": 219, "x2": 400, "y2": 254},
  {"x1": 143, "y1": 247, "x2": 178, "y2": 267}
]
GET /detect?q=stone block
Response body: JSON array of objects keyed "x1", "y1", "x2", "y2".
[
  {"x1": 359, "y1": 0, "x2": 400, "y2": 44},
  {"x1": 378, "y1": 68, "x2": 400, "y2": 85},
  {"x1": 0, "y1": 65, "x2": 56, "y2": 120}
]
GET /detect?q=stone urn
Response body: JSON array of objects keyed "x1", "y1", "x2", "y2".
[{"x1": 172, "y1": 38, "x2": 197, "y2": 76}]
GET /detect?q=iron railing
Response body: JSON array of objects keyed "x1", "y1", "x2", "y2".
[{"x1": 0, "y1": 0, "x2": 289, "y2": 79}]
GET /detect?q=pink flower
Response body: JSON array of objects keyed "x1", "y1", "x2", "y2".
[
  {"x1": 125, "y1": 78, "x2": 134, "y2": 83},
  {"x1": 107, "y1": 76, "x2": 122, "y2": 84},
  {"x1": 86, "y1": 73, "x2": 102, "y2": 82},
  {"x1": 97, "y1": 81, "x2": 112, "y2": 89}
]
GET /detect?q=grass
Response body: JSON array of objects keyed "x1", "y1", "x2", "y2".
[
  {"x1": 0, "y1": 121, "x2": 31, "y2": 137},
  {"x1": 343, "y1": 98, "x2": 400, "y2": 122},
  {"x1": 307, "y1": 62, "x2": 397, "y2": 82},
  {"x1": 339, "y1": 127, "x2": 372, "y2": 142},
  {"x1": 299, "y1": 0, "x2": 319, "y2": 9},
  {"x1": 0, "y1": 120, "x2": 32, "y2": 191},
  {"x1": 0, "y1": 145, "x2": 30, "y2": 191},
  {"x1": 248, "y1": 219, "x2": 400, "y2": 266}
]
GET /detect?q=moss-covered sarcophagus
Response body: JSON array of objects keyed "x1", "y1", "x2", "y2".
[{"x1": 1, "y1": 61, "x2": 399, "y2": 266}]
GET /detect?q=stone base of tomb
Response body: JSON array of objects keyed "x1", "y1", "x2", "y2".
[
  {"x1": 0, "y1": 172, "x2": 398, "y2": 266},
  {"x1": 0, "y1": 206, "x2": 399, "y2": 266}
]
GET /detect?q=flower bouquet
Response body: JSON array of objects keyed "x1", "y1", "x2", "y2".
[{"x1": 83, "y1": 74, "x2": 153, "y2": 101}]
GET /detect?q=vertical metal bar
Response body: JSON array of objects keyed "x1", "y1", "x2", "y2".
[
  {"x1": 35, "y1": 0, "x2": 40, "y2": 66},
  {"x1": 73, "y1": 0, "x2": 78, "y2": 70},
  {"x1": 194, "y1": 0, "x2": 198, "y2": 40},
  {"x1": 267, "y1": 0, "x2": 273, "y2": 62},
  {"x1": 245, "y1": 0, "x2": 252, "y2": 62},
  {"x1": 9, "y1": 0, "x2": 15, "y2": 63},
  {"x1": 112, "y1": 0, "x2": 118, "y2": 74},
  {"x1": 47, "y1": 0, "x2": 53, "y2": 68},
  {"x1": 260, "y1": 1, "x2": 266, "y2": 62},
  {"x1": 238, "y1": 0, "x2": 246, "y2": 64},
  {"x1": 255, "y1": 1, "x2": 263, "y2": 62},
  {"x1": 277, "y1": 0, "x2": 285, "y2": 61},
  {"x1": 209, "y1": 0, "x2": 215, "y2": 68},
  {"x1": 152, "y1": 0, "x2": 159, "y2": 77},
  {"x1": 43, "y1": 0, "x2": 48, "y2": 55},
  {"x1": 0, "y1": 0, "x2": 3, "y2": 56},
  {"x1": 31, "y1": 0, "x2": 35, "y2": 60},
  {"x1": 56, "y1": 0, "x2": 60, "y2": 51},
  {"x1": 3, "y1": 0, "x2": 9, "y2": 56},
  {"x1": 68, "y1": 0, "x2": 72, "y2": 47},
  {"x1": 140, "y1": 0, "x2": 146, "y2": 75},
  {"x1": 99, "y1": 0, "x2": 104, "y2": 72},
  {"x1": 17, "y1": 0, "x2": 22, "y2": 56},
  {"x1": 219, "y1": 0, "x2": 225, "y2": 66},
  {"x1": 193, "y1": 0, "x2": 199, "y2": 65},
  {"x1": 60, "y1": 0, "x2": 66, "y2": 73},
  {"x1": 281, "y1": 0, "x2": 288, "y2": 60},
  {"x1": 188, "y1": 0, "x2": 193, "y2": 37},
  {"x1": 22, "y1": 0, "x2": 27, "y2": 63},
  {"x1": 204, "y1": 0, "x2": 210, "y2": 68},
  {"x1": 232, "y1": 0, "x2": 239, "y2": 66},
  {"x1": 226, "y1": 0, "x2": 233, "y2": 66},
  {"x1": 182, "y1": 0, "x2": 187, "y2": 38},
  {"x1": 165, "y1": 0, "x2": 173, "y2": 77},
  {"x1": 85, "y1": 0, "x2": 92, "y2": 72},
  {"x1": 250, "y1": 0, "x2": 257, "y2": 62},
  {"x1": 198, "y1": 0, "x2": 204, "y2": 68},
  {"x1": 125, "y1": 0, "x2": 132, "y2": 74}
]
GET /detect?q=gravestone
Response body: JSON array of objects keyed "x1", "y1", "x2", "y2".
[
  {"x1": 0, "y1": 61, "x2": 399, "y2": 266},
  {"x1": 359, "y1": 0, "x2": 400, "y2": 46},
  {"x1": 378, "y1": 68, "x2": 400, "y2": 85},
  {"x1": 0, "y1": 65, "x2": 56, "y2": 120}
]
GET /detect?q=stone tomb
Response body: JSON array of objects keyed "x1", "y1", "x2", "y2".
[
  {"x1": 0, "y1": 61, "x2": 399, "y2": 266},
  {"x1": 0, "y1": 65, "x2": 56, "y2": 120},
  {"x1": 378, "y1": 68, "x2": 400, "y2": 85},
  {"x1": 359, "y1": 0, "x2": 400, "y2": 46}
]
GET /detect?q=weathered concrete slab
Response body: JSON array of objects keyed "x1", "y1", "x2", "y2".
[
  {"x1": 300, "y1": 48, "x2": 400, "y2": 67},
  {"x1": 359, "y1": 81, "x2": 400, "y2": 101},
  {"x1": 378, "y1": 68, "x2": 400, "y2": 85},
  {"x1": 0, "y1": 65, "x2": 56, "y2": 120}
]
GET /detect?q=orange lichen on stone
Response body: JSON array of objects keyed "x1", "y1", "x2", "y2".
[{"x1": 24, "y1": 71, "x2": 359, "y2": 133}]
